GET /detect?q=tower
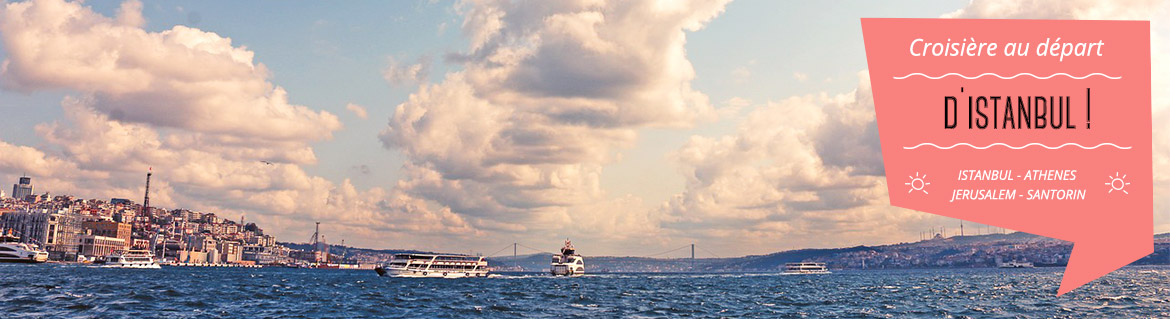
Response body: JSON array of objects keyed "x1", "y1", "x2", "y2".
[
  {"x1": 142, "y1": 168, "x2": 152, "y2": 217},
  {"x1": 310, "y1": 222, "x2": 320, "y2": 246},
  {"x1": 691, "y1": 243, "x2": 695, "y2": 270},
  {"x1": 310, "y1": 222, "x2": 328, "y2": 263},
  {"x1": 11, "y1": 175, "x2": 33, "y2": 200}
]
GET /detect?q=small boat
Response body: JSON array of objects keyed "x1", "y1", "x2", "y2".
[
  {"x1": 550, "y1": 239, "x2": 584, "y2": 277},
  {"x1": 0, "y1": 235, "x2": 49, "y2": 263},
  {"x1": 782, "y1": 262, "x2": 830, "y2": 275},
  {"x1": 374, "y1": 254, "x2": 488, "y2": 278},
  {"x1": 98, "y1": 250, "x2": 162, "y2": 269},
  {"x1": 998, "y1": 260, "x2": 1034, "y2": 268}
]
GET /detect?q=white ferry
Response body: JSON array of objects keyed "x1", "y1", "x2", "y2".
[
  {"x1": 550, "y1": 239, "x2": 584, "y2": 276},
  {"x1": 998, "y1": 260, "x2": 1035, "y2": 268},
  {"x1": 374, "y1": 254, "x2": 489, "y2": 278},
  {"x1": 782, "y1": 262, "x2": 830, "y2": 275},
  {"x1": 0, "y1": 235, "x2": 49, "y2": 263},
  {"x1": 99, "y1": 250, "x2": 162, "y2": 269}
]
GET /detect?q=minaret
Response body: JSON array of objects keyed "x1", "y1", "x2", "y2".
[{"x1": 142, "y1": 167, "x2": 152, "y2": 217}]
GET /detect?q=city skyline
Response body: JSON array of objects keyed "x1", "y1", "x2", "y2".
[{"x1": 0, "y1": 0, "x2": 1166, "y2": 256}]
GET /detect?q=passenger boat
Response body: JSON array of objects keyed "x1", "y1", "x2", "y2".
[
  {"x1": 0, "y1": 235, "x2": 49, "y2": 263},
  {"x1": 98, "y1": 250, "x2": 162, "y2": 269},
  {"x1": 782, "y1": 262, "x2": 830, "y2": 274},
  {"x1": 374, "y1": 254, "x2": 488, "y2": 278},
  {"x1": 997, "y1": 260, "x2": 1035, "y2": 268},
  {"x1": 550, "y1": 239, "x2": 584, "y2": 276}
]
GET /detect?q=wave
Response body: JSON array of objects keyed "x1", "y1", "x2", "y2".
[{"x1": 903, "y1": 142, "x2": 1131, "y2": 150}]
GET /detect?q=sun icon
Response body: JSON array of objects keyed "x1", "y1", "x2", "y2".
[
  {"x1": 1106, "y1": 172, "x2": 1130, "y2": 194},
  {"x1": 905, "y1": 172, "x2": 930, "y2": 194}
]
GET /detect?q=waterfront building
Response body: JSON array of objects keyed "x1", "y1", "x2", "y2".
[
  {"x1": 79, "y1": 235, "x2": 126, "y2": 258},
  {"x1": 83, "y1": 220, "x2": 132, "y2": 250},
  {"x1": 190, "y1": 234, "x2": 217, "y2": 251},
  {"x1": 11, "y1": 176, "x2": 33, "y2": 200},
  {"x1": 218, "y1": 240, "x2": 242, "y2": 263},
  {"x1": 177, "y1": 250, "x2": 208, "y2": 263},
  {"x1": 0, "y1": 209, "x2": 83, "y2": 260}
]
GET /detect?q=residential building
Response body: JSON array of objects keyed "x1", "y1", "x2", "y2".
[
  {"x1": 219, "y1": 240, "x2": 242, "y2": 263},
  {"x1": 83, "y1": 220, "x2": 132, "y2": 250}
]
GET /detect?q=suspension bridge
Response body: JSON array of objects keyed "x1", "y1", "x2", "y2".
[{"x1": 483, "y1": 242, "x2": 724, "y2": 271}]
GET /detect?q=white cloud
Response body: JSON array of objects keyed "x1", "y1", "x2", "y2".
[
  {"x1": 0, "y1": 0, "x2": 472, "y2": 249},
  {"x1": 346, "y1": 103, "x2": 369, "y2": 119},
  {"x1": 0, "y1": 0, "x2": 342, "y2": 143},
  {"x1": 380, "y1": 0, "x2": 731, "y2": 242},
  {"x1": 658, "y1": 72, "x2": 929, "y2": 250},
  {"x1": 382, "y1": 56, "x2": 431, "y2": 87},
  {"x1": 116, "y1": 0, "x2": 145, "y2": 27}
]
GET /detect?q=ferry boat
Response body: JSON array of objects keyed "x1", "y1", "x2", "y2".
[
  {"x1": 98, "y1": 250, "x2": 162, "y2": 269},
  {"x1": 550, "y1": 239, "x2": 584, "y2": 276},
  {"x1": 374, "y1": 254, "x2": 488, "y2": 278},
  {"x1": 782, "y1": 262, "x2": 830, "y2": 275},
  {"x1": 998, "y1": 260, "x2": 1035, "y2": 268},
  {"x1": 0, "y1": 235, "x2": 49, "y2": 263}
]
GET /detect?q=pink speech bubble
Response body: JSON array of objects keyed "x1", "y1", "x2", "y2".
[{"x1": 861, "y1": 18, "x2": 1152, "y2": 295}]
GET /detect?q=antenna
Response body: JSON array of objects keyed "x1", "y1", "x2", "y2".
[
  {"x1": 142, "y1": 167, "x2": 152, "y2": 217},
  {"x1": 310, "y1": 222, "x2": 320, "y2": 244}
]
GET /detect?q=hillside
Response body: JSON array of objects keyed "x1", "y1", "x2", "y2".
[
  {"x1": 282, "y1": 232, "x2": 1170, "y2": 271},
  {"x1": 489, "y1": 232, "x2": 1170, "y2": 272}
]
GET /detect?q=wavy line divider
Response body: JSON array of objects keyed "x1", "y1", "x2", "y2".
[
  {"x1": 903, "y1": 142, "x2": 1131, "y2": 150},
  {"x1": 892, "y1": 72, "x2": 1121, "y2": 80}
]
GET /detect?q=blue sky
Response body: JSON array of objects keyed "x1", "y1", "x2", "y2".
[{"x1": 0, "y1": 0, "x2": 1163, "y2": 255}]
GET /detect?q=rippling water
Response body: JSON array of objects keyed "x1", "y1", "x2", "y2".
[{"x1": 2, "y1": 264, "x2": 1168, "y2": 318}]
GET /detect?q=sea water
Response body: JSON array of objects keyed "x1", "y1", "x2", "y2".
[{"x1": 2, "y1": 264, "x2": 1167, "y2": 318}]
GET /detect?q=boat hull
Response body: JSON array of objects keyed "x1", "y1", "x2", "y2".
[
  {"x1": 781, "y1": 271, "x2": 832, "y2": 275},
  {"x1": 551, "y1": 264, "x2": 584, "y2": 277},
  {"x1": 375, "y1": 267, "x2": 488, "y2": 278},
  {"x1": 100, "y1": 263, "x2": 162, "y2": 269},
  {"x1": 0, "y1": 256, "x2": 47, "y2": 263}
]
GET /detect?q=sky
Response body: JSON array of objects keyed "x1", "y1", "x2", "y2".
[{"x1": 0, "y1": 0, "x2": 1165, "y2": 257}]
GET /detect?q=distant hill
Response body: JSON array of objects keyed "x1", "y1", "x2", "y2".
[
  {"x1": 490, "y1": 232, "x2": 1170, "y2": 272},
  {"x1": 282, "y1": 232, "x2": 1170, "y2": 271},
  {"x1": 278, "y1": 242, "x2": 433, "y2": 264}
]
